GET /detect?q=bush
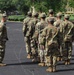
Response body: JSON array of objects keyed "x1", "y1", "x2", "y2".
[
  {"x1": 70, "y1": 15, "x2": 74, "y2": 21},
  {"x1": 8, "y1": 15, "x2": 25, "y2": 21}
]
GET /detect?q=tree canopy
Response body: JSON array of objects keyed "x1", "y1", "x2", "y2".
[{"x1": 0, "y1": 0, "x2": 71, "y2": 14}]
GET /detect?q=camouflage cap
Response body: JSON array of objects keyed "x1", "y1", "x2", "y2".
[
  {"x1": 49, "y1": 9, "x2": 53, "y2": 13},
  {"x1": 40, "y1": 13, "x2": 46, "y2": 18},
  {"x1": 48, "y1": 17, "x2": 54, "y2": 22},
  {"x1": 2, "y1": 13, "x2": 7, "y2": 17},
  {"x1": 27, "y1": 11, "x2": 32, "y2": 16},
  {"x1": 64, "y1": 14, "x2": 70, "y2": 19},
  {"x1": 56, "y1": 12, "x2": 62, "y2": 17},
  {"x1": 32, "y1": 12, "x2": 39, "y2": 16}
]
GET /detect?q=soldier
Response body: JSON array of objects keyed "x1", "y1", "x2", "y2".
[
  {"x1": 23, "y1": 11, "x2": 32, "y2": 59},
  {"x1": 41, "y1": 18, "x2": 59, "y2": 72},
  {"x1": 61, "y1": 14, "x2": 74, "y2": 65},
  {"x1": 0, "y1": 14, "x2": 8, "y2": 66},
  {"x1": 27, "y1": 12, "x2": 39, "y2": 61},
  {"x1": 34, "y1": 13, "x2": 48, "y2": 66},
  {"x1": 46, "y1": 9, "x2": 56, "y2": 24},
  {"x1": 1, "y1": 13, "x2": 7, "y2": 25},
  {"x1": 54, "y1": 12, "x2": 63, "y2": 61}
]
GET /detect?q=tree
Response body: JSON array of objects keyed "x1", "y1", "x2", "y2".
[
  {"x1": 0, "y1": 0, "x2": 67, "y2": 15},
  {"x1": 68, "y1": 0, "x2": 74, "y2": 7},
  {"x1": 0, "y1": 0, "x2": 16, "y2": 13}
]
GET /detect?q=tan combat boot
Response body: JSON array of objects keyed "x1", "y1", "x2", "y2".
[
  {"x1": 38, "y1": 62, "x2": 45, "y2": 66},
  {"x1": 64, "y1": 60, "x2": 70, "y2": 65},
  {"x1": 0, "y1": 63, "x2": 6, "y2": 66},
  {"x1": 53, "y1": 66, "x2": 56, "y2": 72},
  {"x1": 67, "y1": 60, "x2": 70, "y2": 65},
  {"x1": 57, "y1": 57, "x2": 62, "y2": 61},
  {"x1": 46, "y1": 67, "x2": 53, "y2": 72},
  {"x1": 27, "y1": 54, "x2": 31, "y2": 59}
]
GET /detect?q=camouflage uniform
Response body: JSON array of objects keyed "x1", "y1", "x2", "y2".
[
  {"x1": 35, "y1": 13, "x2": 48, "y2": 66},
  {"x1": 27, "y1": 12, "x2": 39, "y2": 61},
  {"x1": 23, "y1": 12, "x2": 32, "y2": 58},
  {"x1": 61, "y1": 15, "x2": 74, "y2": 65},
  {"x1": 54, "y1": 12, "x2": 63, "y2": 61},
  {"x1": 0, "y1": 22, "x2": 8, "y2": 66},
  {"x1": 45, "y1": 9, "x2": 56, "y2": 24},
  {"x1": 41, "y1": 18, "x2": 59, "y2": 72}
]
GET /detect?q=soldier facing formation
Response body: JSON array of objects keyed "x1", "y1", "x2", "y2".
[
  {"x1": 23, "y1": 7, "x2": 74, "y2": 72},
  {"x1": 0, "y1": 13, "x2": 8, "y2": 66}
]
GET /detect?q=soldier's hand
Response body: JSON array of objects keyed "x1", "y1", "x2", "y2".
[
  {"x1": 6, "y1": 38, "x2": 9, "y2": 41},
  {"x1": 40, "y1": 45, "x2": 44, "y2": 50}
]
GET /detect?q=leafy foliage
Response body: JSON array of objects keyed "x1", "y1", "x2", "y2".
[
  {"x1": 69, "y1": 0, "x2": 74, "y2": 7},
  {"x1": 0, "y1": 0, "x2": 72, "y2": 15}
]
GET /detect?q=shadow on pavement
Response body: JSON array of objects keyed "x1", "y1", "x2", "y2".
[
  {"x1": 72, "y1": 55, "x2": 74, "y2": 57},
  {"x1": 57, "y1": 68, "x2": 74, "y2": 72},
  {"x1": 7, "y1": 61, "x2": 39, "y2": 66}
]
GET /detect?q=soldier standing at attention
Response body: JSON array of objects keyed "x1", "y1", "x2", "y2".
[
  {"x1": 62, "y1": 14, "x2": 74, "y2": 65},
  {"x1": 0, "y1": 13, "x2": 8, "y2": 66},
  {"x1": 54, "y1": 12, "x2": 63, "y2": 61},
  {"x1": 23, "y1": 11, "x2": 32, "y2": 59},
  {"x1": 27, "y1": 12, "x2": 39, "y2": 62},
  {"x1": 35, "y1": 13, "x2": 48, "y2": 66},
  {"x1": 41, "y1": 18, "x2": 59, "y2": 72}
]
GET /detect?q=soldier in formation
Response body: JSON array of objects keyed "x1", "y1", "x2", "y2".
[
  {"x1": 61, "y1": 14, "x2": 74, "y2": 65},
  {"x1": 23, "y1": 8, "x2": 74, "y2": 72},
  {"x1": 23, "y1": 11, "x2": 32, "y2": 59},
  {"x1": 0, "y1": 13, "x2": 8, "y2": 66},
  {"x1": 54, "y1": 12, "x2": 63, "y2": 61}
]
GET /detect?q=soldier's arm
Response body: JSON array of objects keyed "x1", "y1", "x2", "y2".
[
  {"x1": 3, "y1": 25, "x2": 8, "y2": 41},
  {"x1": 41, "y1": 27, "x2": 47, "y2": 37},
  {"x1": 32, "y1": 23, "x2": 40, "y2": 39},
  {"x1": 22, "y1": 19, "x2": 28, "y2": 36},
  {"x1": 26, "y1": 21, "x2": 33, "y2": 37},
  {"x1": 40, "y1": 28, "x2": 47, "y2": 45}
]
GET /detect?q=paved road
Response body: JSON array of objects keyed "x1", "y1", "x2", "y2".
[{"x1": 0, "y1": 22, "x2": 74, "y2": 75}]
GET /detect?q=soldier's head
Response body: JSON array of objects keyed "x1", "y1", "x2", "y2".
[
  {"x1": 40, "y1": 13, "x2": 46, "y2": 20},
  {"x1": 48, "y1": 17, "x2": 54, "y2": 25},
  {"x1": 2, "y1": 13, "x2": 7, "y2": 22},
  {"x1": 56, "y1": 12, "x2": 62, "y2": 19},
  {"x1": 64, "y1": 14, "x2": 70, "y2": 20},
  {"x1": 32, "y1": 12, "x2": 39, "y2": 18},
  {"x1": 27, "y1": 11, "x2": 32, "y2": 17},
  {"x1": 49, "y1": 9, "x2": 54, "y2": 16}
]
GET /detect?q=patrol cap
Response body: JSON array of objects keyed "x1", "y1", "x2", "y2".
[
  {"x1": 32, "y1": 12, "x2": 39, "y2": 16},
  {"x1": 27, "y1": 11, "x2": 32, "y2": 16},
  {"x1": 48, "y1": 17, "x2": 54, "y2": 23},
  {"x1": 49, "y1": 9, "x2": 53, "y2": 14},
  {"x1": 64, "y1": 14, "x2": 70, "y2": 19},
  {"x1": 2, "y1": 13, "x2": 7, "y2": 17},
  {"x1": 40, "y1": 13, "x2": 46, "y2": 18},
  {"x1": 56, "y1": 12, "x2": 62, "y2": 17}
]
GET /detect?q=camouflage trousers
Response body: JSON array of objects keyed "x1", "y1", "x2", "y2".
[
  {"x1": 38, "y1": 49, "x2": 46, "y2": 63},
  {"x1": 25, "y1": 37, "x2": 31, "y2": 54},
  {"x1": 57, "y1": 40, "x2": 63, "y2": 57},
  {"x1": 30, "y1": 39, "x2": 38, "y2": 59},
  {"x1": 0, "y1": 44, "x2": 5, "y2": 63},
  {"x1": 62, "y1": 41, "x2": 72, "y2": 60},
  {"x1": 45, "y1": 44, "x2": 59, "y2": 67},
  {"x1": 45, "y1": 55, "x2": 57, "y2": 67},
  {"x1": 57, "y1": 44, "x2": 63, "y2": 59}
]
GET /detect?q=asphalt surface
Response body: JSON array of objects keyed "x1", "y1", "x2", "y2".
[{"x1": 0, "y1": 22, "x2": 74, "y2": 75}]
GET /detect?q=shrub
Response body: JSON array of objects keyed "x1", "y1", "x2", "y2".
[{"x1": 8, "y1": 15, "x2": 25, "y2": 21}]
